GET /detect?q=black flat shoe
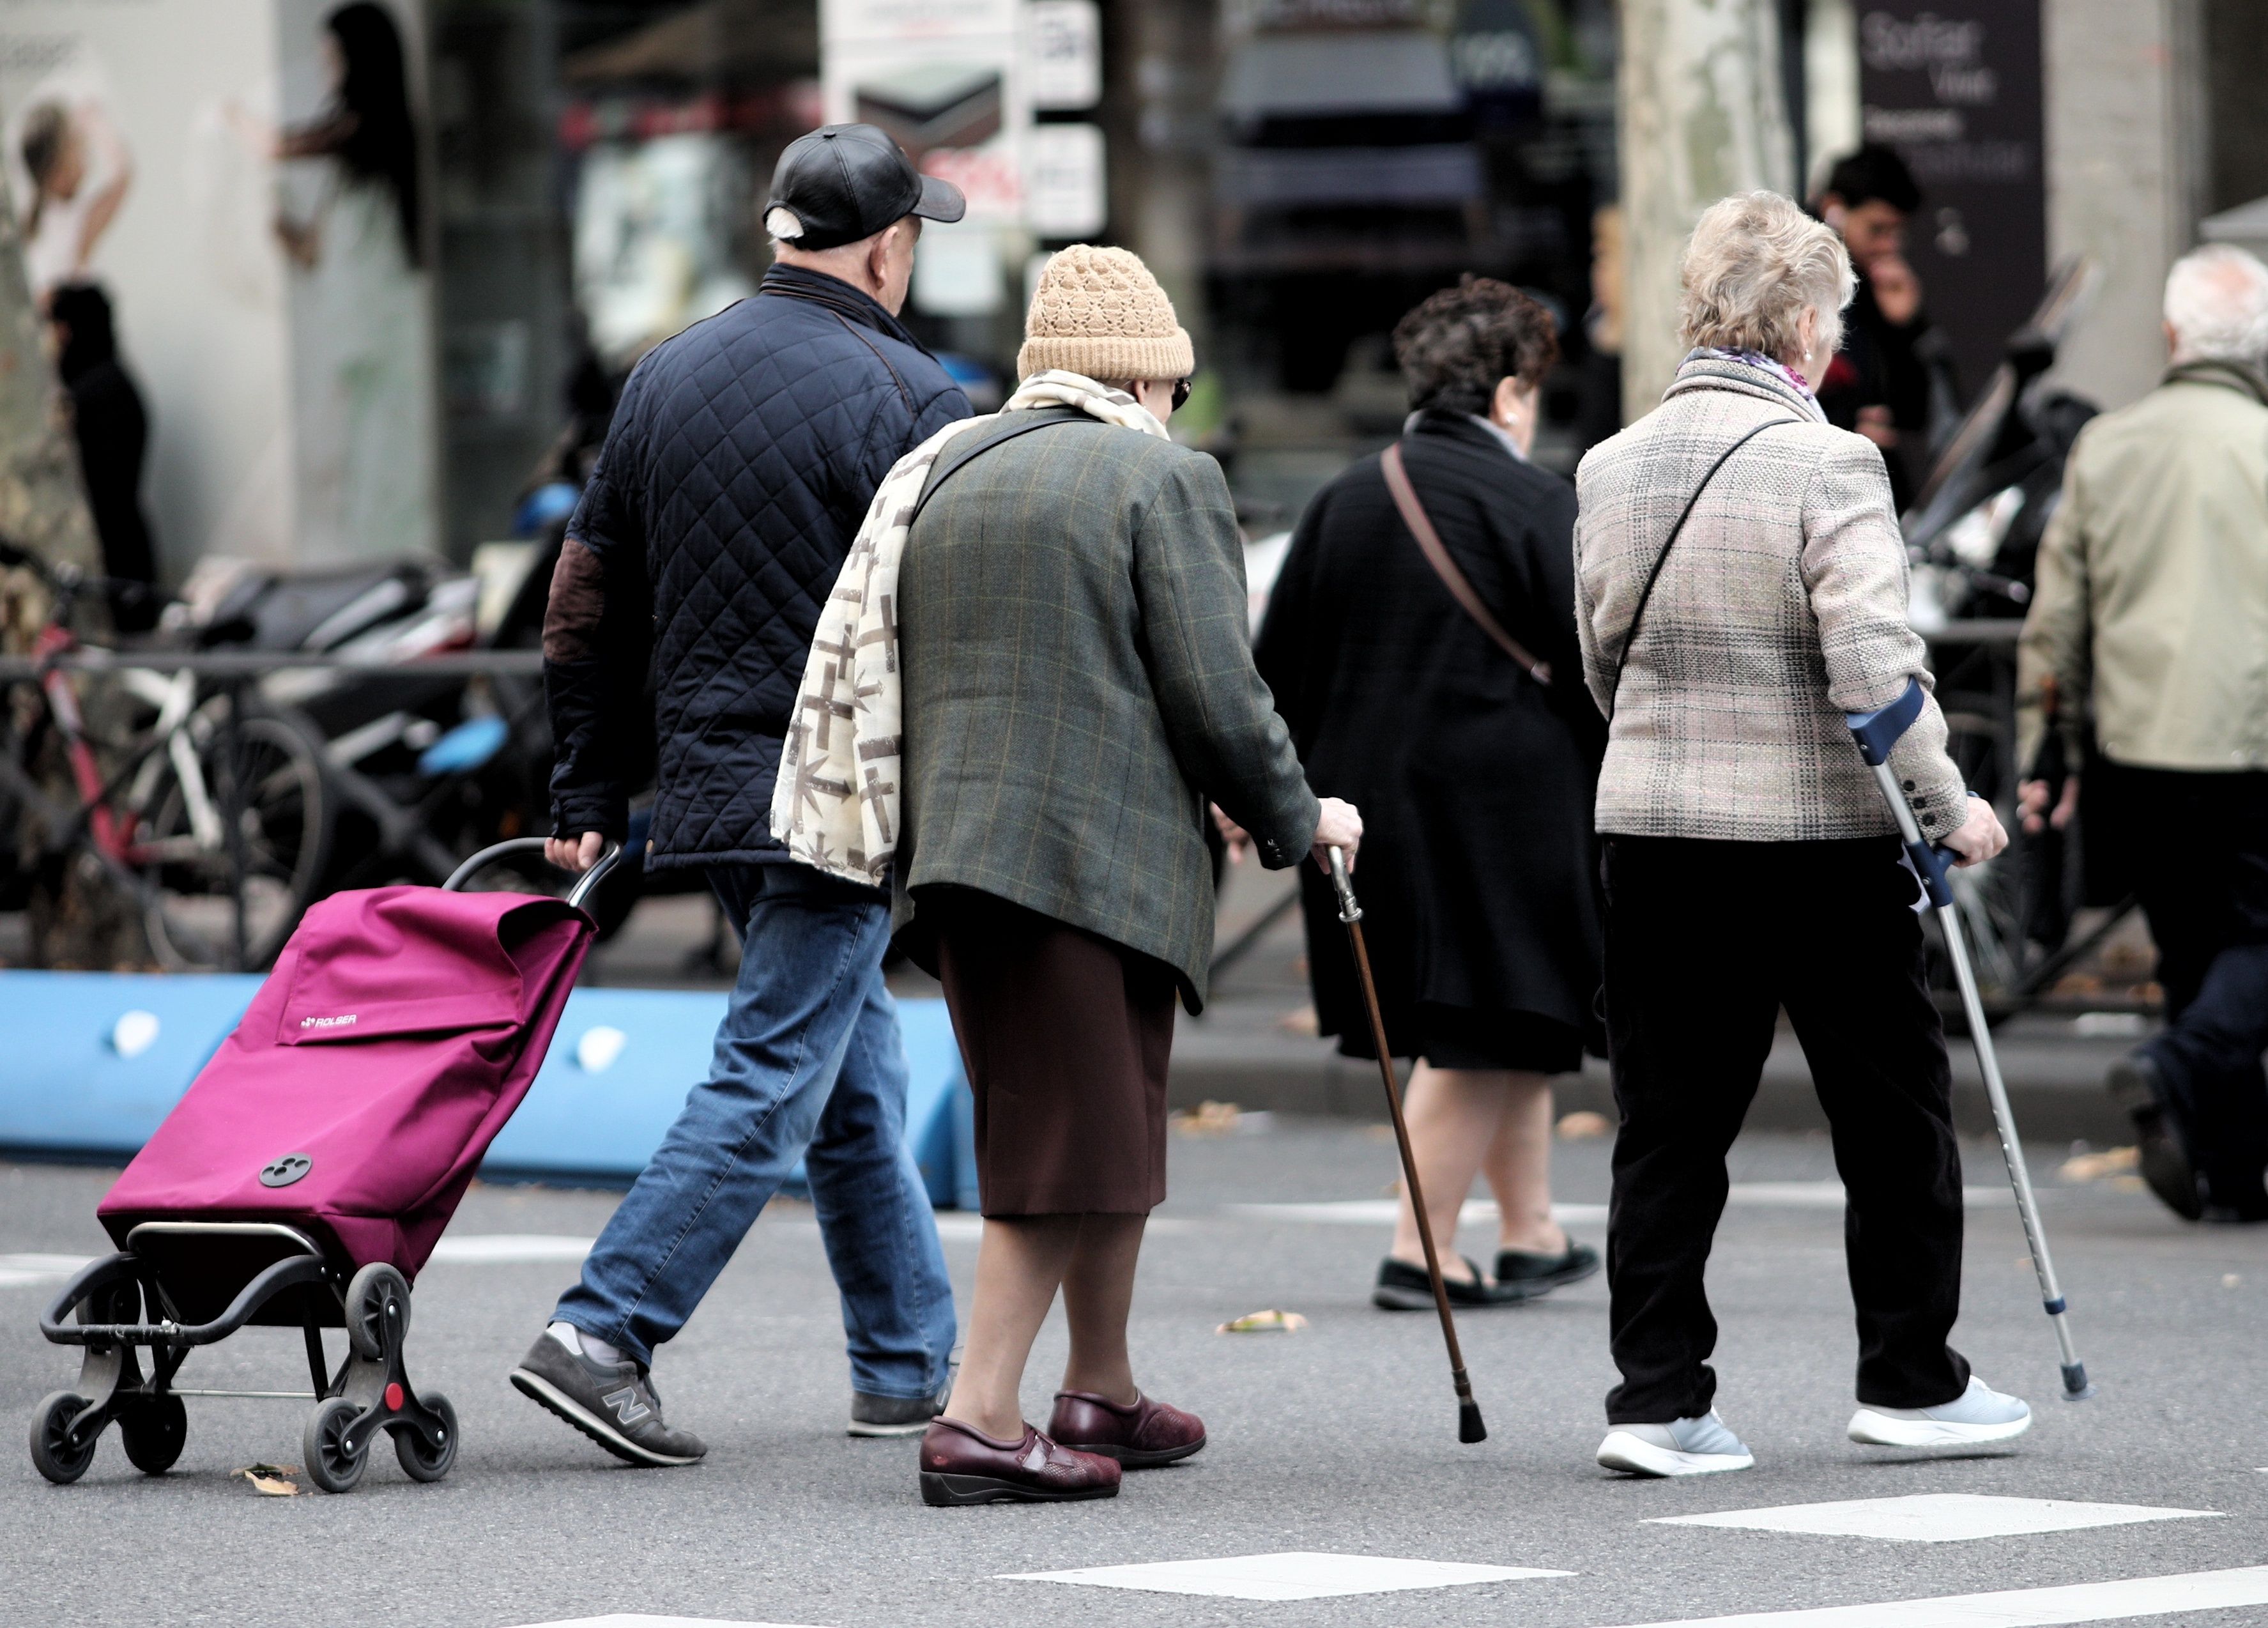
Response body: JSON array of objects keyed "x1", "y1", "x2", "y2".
[
  {"x1": 1372, "y1": 1256, "x2": 1535, "y2": 1310},
  {"x1": 1494, "y1": 1239, "x2": 1601, "y2": 1294},
  {"x1": 2108, "y1": 1056, "x2": 2204, "y2": 1222}
]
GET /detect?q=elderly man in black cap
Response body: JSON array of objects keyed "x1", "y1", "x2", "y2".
[{"x1": 510, "y1": 126, "x2": 972, "y2": 1466}]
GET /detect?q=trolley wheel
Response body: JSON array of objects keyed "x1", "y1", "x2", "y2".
[
  {"x1": 344, "y1": 1263, "x2": 411, "y2": 1361},
  {"x1": 119, "y1": 1392, "x2": 188, "y2": 1475},
  {"x1": 29, "y1": 1392, "x2": 100, "y2": 1485},
  {"x1": 394, "y1": 1392, "x2": 458, "y2": 1483},
  {"x1": 303, "y1": 1397, "x2": 368, "y2": 1493}
]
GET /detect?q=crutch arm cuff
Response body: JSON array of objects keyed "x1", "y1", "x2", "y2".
[{"x1": 1844, "y1": 675, "x2": 1929, "y2": 765}]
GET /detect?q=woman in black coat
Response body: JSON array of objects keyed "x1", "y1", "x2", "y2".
[{"x1": 1255, "y1": 278, "x2": 1605, "y2": 1308}]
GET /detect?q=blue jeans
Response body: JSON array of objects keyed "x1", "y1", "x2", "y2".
[{"x1": 555, "y1": 864, "x2": 958, "y2": 1396}]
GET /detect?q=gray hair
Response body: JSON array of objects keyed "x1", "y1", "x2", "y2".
[
  {"x1": 1677, "y1": 191, "x2": 1855, "y2": 363},
  {"x1": 2163, "y1": 245, "x2": 2268, "y2": 365}
]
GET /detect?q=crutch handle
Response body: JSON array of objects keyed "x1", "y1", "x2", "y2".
[
  {"x1": 1325, "y1": 845, "x2": 1360, "y2": 923},
  {"x1": 1844, "y1": 678, "x2": 1959, "y2": 909}
]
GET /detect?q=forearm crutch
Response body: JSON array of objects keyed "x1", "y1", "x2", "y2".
[
  {"x1": 1326, "y1": 846, "x2": 1487, "y2": 1443},
  {"x1": 1846, "y1": 679, "x2": 2095, "y2": 1401}
]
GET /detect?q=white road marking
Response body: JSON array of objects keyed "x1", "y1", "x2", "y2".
[
  {"x1": 0, "y1": 1253, "x2": 93, "y2": 1286},
  {"x1": 427, "y1": 1234, "x2": 595, "y2": 1264},
  {"x1": 1230, "y1": 1200, "x2": 1609, "y2": 1226},
  {"x1": 1234, "y1": 1183, "x2": 2012, "y2": 1227},
  {"x1": 1595, "y1": 1564, "x2": 2268, "y2": 1627},
  {"x1": 509, "y1": 1617, "x2": 832, "y2": 1628},
  {"x1": 1002, "y1": 1550, "x2": 1571, "y2": 1601},
  {"x1": 1651, "y1": 1494, "x2": 2219, "y2": 1544}
]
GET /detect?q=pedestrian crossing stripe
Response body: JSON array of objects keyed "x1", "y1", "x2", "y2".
[
  {"x1": 1002, "y1": 1551, "x2": 1572, "y2": 1601},
  {"x1": 1650, "y1": 1494, "x2": 2220, "y2": 1544},
  {"x1": 1595, "y1": 1563, "x2": 2268, "y2": 1627}
]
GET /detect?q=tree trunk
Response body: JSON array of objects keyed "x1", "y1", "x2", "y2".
[{"x1": 1616, "y1": 0, "x2": 1800, "y2": 417}]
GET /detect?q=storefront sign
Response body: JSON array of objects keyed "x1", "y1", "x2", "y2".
[{"x1": 1858, "y1": 2, "x2": 2044, "y2": 394}]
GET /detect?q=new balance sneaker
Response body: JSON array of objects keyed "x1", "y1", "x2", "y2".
[
  {"x1": 1848, "y1": 1376, "x2": 2031, "y2": 1448},
  {"x1": 1597, "y1": 1409, "x2": 1754, "y2": 1477},
  {"x1": 850, "y1": 1371, "x2": 954, "y2": 1438},
  {"x1": 510, "y1": 1332, "x2": 707, "y2": 1467}
]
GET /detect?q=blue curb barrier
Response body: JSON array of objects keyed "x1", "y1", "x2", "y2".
[{"x1": 0, "y1": 972, "x2": 977, "y2": 1207}]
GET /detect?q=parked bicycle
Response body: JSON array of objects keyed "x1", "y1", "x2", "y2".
[{"x1": 0, "y1": 541, "x2": 332, "y2": 971}]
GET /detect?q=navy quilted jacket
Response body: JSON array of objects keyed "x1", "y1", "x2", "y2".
[{"x1": 544, "y1": 265, "x2": 971, "y2": 870}]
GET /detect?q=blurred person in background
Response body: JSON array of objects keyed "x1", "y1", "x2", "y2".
[
  {"x1": 519, "y1": 125, "x2": 970, "y2": 1466},
  {"x1": 2018, "y1": 244, "x2": 2268, "y2": 1225},
  {"x1": 1810, "y1": 144, "x2": 1945, "y2": 507},
  {"x1": 1575, "y1": 192, "x2": 2021, "y2": 1478},
  {"x1": 872, "y1": 246, "x2": 1360, "y2": 1505},
  {"x1": 1255, "y1": 277, "x2": 1604, "y2": 1312},
  {"x1": 18, "y1": 98, "x2": 132, "y2": 305},
  {"x1": 49, "y1": 284, "x2": 156, "y2": 631}
]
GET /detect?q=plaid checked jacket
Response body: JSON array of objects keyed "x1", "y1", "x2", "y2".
[
  {"x1": 893, "y1": 410, "x2": 1321, "y2": 1010},
  {"x1": 1574, "y1": 355, "x2": 1968, "y2": 841}
]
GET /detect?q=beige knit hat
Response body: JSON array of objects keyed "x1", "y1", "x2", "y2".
[{"x1": 1016, "y1": 244, "x2": 1194, "y2": 383}]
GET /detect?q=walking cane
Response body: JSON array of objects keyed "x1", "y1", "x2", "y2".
[
  {"x1": 1846, "y1": 679, "x2": 2096, "y2": 1402},
  {"x1": 1325, "y1": 845, "x2": 1487, "y2": 1443}
]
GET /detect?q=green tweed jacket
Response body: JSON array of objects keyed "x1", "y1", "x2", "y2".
[{"x1": 893, "y1": 407, "x2": 1321, "y2": 1011}]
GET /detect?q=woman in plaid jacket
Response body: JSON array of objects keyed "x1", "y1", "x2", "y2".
[{"x1": 1572, "y1": 192, "x2": 2020, "y2": 1479}]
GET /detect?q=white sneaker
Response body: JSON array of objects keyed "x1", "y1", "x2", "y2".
[
  {"x1": 1597, "y1": 1409, "x2": 1754, "y2": 1477},
  {"x1": 1848, "y1": 1375, "x2": 2032, "y2": 1448}
]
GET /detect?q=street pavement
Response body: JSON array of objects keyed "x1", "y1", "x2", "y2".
[{"x1": 7, "y1": 1116, "x2": 2268, "y2": 1628}]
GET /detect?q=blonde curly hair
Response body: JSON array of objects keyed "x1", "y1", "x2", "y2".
[{"x1": 1677, "y1": 191, "x2": 1855, "y2": 363}]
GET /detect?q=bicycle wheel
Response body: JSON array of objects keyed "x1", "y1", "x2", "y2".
[{"x1": 134, "y1": 709, "x2": 335, "y2": 971}]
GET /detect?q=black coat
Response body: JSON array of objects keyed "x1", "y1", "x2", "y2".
[
  {"x1": 1255, "y1": 411, "x2": 1604, "y2": 1065},
  {"x1": 546, "y1": 264, "x2": 970, "y2": 868}
]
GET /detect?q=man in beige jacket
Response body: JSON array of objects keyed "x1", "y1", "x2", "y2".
[{"x1": 2018, "y1": 243, "x2": 2268, "y2": 1224}]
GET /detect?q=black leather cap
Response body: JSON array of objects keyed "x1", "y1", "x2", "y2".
[{"x1": 765, "y1": 123, "x2": 965, "y2": 250}]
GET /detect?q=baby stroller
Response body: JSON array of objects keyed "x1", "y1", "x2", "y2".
[{"x1": 29, "y1": 840, "x2": 618, "y2": 1491}]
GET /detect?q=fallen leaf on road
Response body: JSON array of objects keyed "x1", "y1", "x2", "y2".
[
  {"x1": 1217, "y1": 1309, "x2": 1308, "y2": 1334},
  {"x1": 233, "y1": 1464, "x2": 305, "y2": 1496},
  {"x1": 2058, "y1": 1146, "x2": 2138, "y2": 1183}
]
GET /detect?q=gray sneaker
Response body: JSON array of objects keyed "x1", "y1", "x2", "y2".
[
  {"x1": 1597, "y1": 1408, "x2": 1754, "y2": 1477},
  {"x1": 848, "y1": 1371, "x2": 953, "y2": 1438},
  {"x1": 1848, "y1": 1375, "x2": 2031, "y2": 1448},
  {"x1": 510, "y1": 1332, "x2": 707, "y2": 1467}
]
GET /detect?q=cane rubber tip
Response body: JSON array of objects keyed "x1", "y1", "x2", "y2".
[
  {"x1": 1458, "y1": 1401, "x2": 1487, "y2": 1444},
  {"x1": 2060, "y1": 1362, "x2": 2095, "y2": 1401}
]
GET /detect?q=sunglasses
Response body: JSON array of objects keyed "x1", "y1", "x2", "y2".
[{"x1": 1170, "y1": 377, "x2": 1193, "y2": 412}]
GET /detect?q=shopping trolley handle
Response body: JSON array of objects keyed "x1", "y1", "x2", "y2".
[
  {"x1": 443, "y1": 836, "x2": 625, "y2": 914},
  {"x1": 1844, "y1": 678, "x2": 1958, "y2": 910}
]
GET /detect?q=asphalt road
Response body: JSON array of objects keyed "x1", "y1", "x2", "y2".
[{"x1": 6, "y1": 1121, "x2": 2266, "y2": 1628}]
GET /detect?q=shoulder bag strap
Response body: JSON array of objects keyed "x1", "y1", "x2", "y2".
[
  {"x1": 908, "y1": 409, "x2": 1082, "y2": 530},
  {"x1": 1381, "y1": 442, "x2": 1551, "y2": 686},
  {"x1": 1604, "y1": 418, "x2": 1796, "y2": 718}
]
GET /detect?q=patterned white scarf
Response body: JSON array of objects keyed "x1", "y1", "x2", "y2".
[{"x1": 769, "y1": 369, "x2": 1170, "y2": 884}]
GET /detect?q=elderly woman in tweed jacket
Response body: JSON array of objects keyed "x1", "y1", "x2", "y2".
[
  {"x1": 887, "y1": 246, "x2": 1361, "y2": 1507},
  {"x1": 1573, "y1": 192, "x2": 2019, "y2": 1480}
]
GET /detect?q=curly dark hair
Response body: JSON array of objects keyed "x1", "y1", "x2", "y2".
[{"x1": 1391, "y1": 277, "x2": 1559, "y2": 415}]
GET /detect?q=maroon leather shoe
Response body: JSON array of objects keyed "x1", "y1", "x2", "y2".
[
  {"x1": 917, "y1": 1417, "x2": 1121, "y2": 1506},
  {"x1": 1047, "y1": 1390, "x2": 1207, "y2": 1468}
]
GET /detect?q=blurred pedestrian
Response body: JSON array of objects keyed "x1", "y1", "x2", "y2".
[
  {"x1": 783, "y1": 244, "x2": 1359, "y2": 1504},
  {"x1": 1574, "y1": 191, "x2": 2024, "y2": 1478},
  {"x1": 18, "y1": 99, "x2": 132, "y2": 304},
  {"x1": 1255, "y1": 277, "x2": 1604, "y2": 1312},
  {"x1": 1810, "y1": 144, "x2": 1950, "y2": 506},
  {"x1": 48, "y1": 283, "x2": 157, "y2": 631},
  {"x1": 519, "y1": 125, "x2": 971, "y2": 1465},
  {"x1": 2018, "y1": 244, "x2": 2268, "y2": 1224}
]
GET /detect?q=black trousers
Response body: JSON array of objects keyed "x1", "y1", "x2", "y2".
[
  {"x1": 1600, "y1": 834, "x2": 1968, "y2": 1423},
  {"x1": 2101, "y1": 764, "x2": 2268, "y2": 1216}
]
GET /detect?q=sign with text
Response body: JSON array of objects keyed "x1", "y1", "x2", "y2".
[{"x1": 1857, "y1": 3, "x2": 2044, "y2": 397}]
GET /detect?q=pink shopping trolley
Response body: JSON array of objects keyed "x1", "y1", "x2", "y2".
[{"x1": 30, "y1": 840, "x2": 618, "y2": 1491}]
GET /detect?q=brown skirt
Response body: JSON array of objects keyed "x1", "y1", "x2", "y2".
[{"x1": 928, "y1": 888, "x2": 1177, "y2": 1217}]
